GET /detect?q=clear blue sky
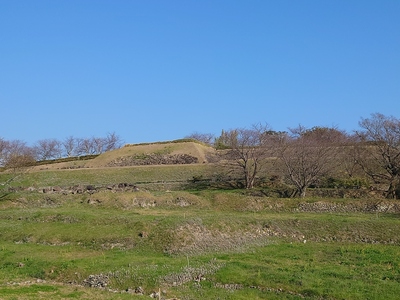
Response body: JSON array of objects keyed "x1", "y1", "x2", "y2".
[{"x1": 1, "y1": 1, "x2": 399, "y2": 145}]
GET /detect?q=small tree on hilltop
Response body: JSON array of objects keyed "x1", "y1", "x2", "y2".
[
  {"x1": 104, "y1": 132, "x2": 123, "y2": 152},
  {"x1": 185, "y1": 132, "x2": 215, "y2": 146},
  {"x1": 62, "y1": 136, "x2": 76, "y2": 157},
  {"x1": 1, "y1": 139, "x2": 35, "y2": 170},
  {"x1": 33, "y1": 138, "x2": 62, "y2": 161}
]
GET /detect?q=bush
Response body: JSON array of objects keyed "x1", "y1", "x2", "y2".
[{"x1": 319, "y1": 177, "x2": 370, "y2": 189}]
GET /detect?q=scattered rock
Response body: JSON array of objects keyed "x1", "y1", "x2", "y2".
[
  {"x1": 87, "y1": 198, "x2": 101, "y2": 205},
  {"x1": 149, "y1": 291, "x2": 160, "y2": 298},
  {"x1": 125, "y1": 286, "x2": 144, "y2": 295},
  {"x1": 297, "y1": 201, "x2": 400, "y2": 213},
  {"x1": 174, "y1": 197, "x2": 190, "y2": 207},
  {"x1": 139, "y1": 231, "x2": 148, "y2": 238},
  {"x1": 52, "y1": 186, "x2": 62, "y2": 192},
  {"x1": 83, "y1": 274, "x2": 109, "y2": 288},
  {"x1": 107, "y1": 153, "x2": 198, "y2": 167}
]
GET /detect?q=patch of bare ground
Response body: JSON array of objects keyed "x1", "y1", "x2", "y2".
[
  {"x1": 163, "y1": 221, "x2": 295, "y2": 256},
  {"x1": 296, "y1": 200, "x2": 400, "y2": 213}
]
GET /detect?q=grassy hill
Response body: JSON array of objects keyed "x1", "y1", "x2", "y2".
[
  {"x1": 85, "y1": 140, "x2": 217, "y2": 168},
  {"x1": 29, "y1": 140, "x2": 218, "y2": 171},
  {"x1": 1, "y1": 140, "x2": 400, "y2": 299},
  {"x1": 0, "y1": 141, "x2": 219, "y2": 191}
]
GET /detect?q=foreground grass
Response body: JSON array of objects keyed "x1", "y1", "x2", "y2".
[
  {"x1": 0, "y1": 189, "x2": 399, "y2": 299},
  {"x1": 1, "y1": 240, "x2": 400, "y2": 299}
]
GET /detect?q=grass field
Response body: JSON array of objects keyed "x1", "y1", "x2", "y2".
[
  {"x1": 1, "y1": 143, "x2": 399, "y2": 299},
  {"x1": 0, "y1": 187, "x2": 399, "y2": 299}
]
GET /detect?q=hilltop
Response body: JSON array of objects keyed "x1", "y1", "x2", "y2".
[
  {"x1": 87, "y1": 140, "x2": 218, "y2": 168},
  {"x1": 31, "y1": 140, "x2": 218, "y2": 171}
]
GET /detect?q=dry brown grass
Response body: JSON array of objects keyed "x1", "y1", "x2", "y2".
[
  {"x1": 28, "y1": 142, "x2": 216, "y2": 171},
  {"x1": 86, "y1": 142, "x2": 216, "y2": 168}
]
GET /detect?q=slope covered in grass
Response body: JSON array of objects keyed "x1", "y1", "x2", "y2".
[
  {"x1": 85, "y1": 141, "x2": 217, "y2": 168},
  {"x1": 1, "y1": 140, "x2": 400, "y2": 299},
  {"x1": 0, "y1": 190, "x2": 400, "y2": 299}
]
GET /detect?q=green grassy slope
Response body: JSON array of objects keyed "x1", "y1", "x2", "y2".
[
  {"x1": 0, "y1": 190, "x2": 400, "y2": 299},
  {"x1": 1, "y1": 141, "x2": 400, "y2": 299},
  {"x1": 1, "y1": 164, "x2": 215, "y2": 189}
]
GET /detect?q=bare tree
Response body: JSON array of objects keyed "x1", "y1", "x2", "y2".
[
  {"x1": 76, "y1": 138, "x2": 96, "y2": 156},
  {"x1": 93, "y1": 137, "x2": 106, "y2": 154},
  {"x1": 0, "y1": 137, "x2": 8, "y2": 167},
  {"x1": 33, "y1": 139, "x2": 62, "y2": 161},
  {"x1": 62, "y1": 136, "x2": 76, "y2": 157},
  {"x1": 1, "y1": 140, "x2": 34, "y2": 168},
  {"x1": 62, "y1": 133, "x2": 121, "y2": 157},
  {"x1": 277, "y1": 126, "x2": 346, "y2": 197},
  {"x1": 225, "y1": 124, "x2": 274, "y2": 189},
  {"x1": 0, "y1": 139, "x2": 35, "y2": 194},
  {"x1": 104, "y1": 132, "x2": 123, "y2": 152},
  {"x1": 340, "y1": 134, "x2": 364, "y2": 178},
  {"x1": 0, "y1": 139, "x2": 34, "y2": 170},
  {"x1": 185, "y1": 132, "x2": 215, "y2": 146},
  {"x1": 356, "y1": 113, "x2": 400, "y2": 198}
]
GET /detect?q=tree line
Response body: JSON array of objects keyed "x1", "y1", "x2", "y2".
[
  {"x1": 187, "y1": 113, "x2": 400, "y2": 199},
  {"x1": 1, "y1": 113, "x2": 399, "y2": 199},
  {"x1": 0, "y1": 132, "x2": 122, "y2": 169}
]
